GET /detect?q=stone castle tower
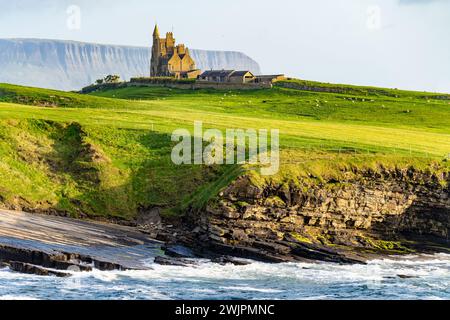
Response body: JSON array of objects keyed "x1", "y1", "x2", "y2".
[{"x1": 150, "y1": 25, "x2": 200, "y2": 79}]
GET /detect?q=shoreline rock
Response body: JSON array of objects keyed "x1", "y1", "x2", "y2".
[
  {"x1": 0, "y1": 243, "x2": 137, "y2": 276},
  {"x1": 184, "y1": 168, "x2": 449, "y2": 264},
  {"x1": 0, "y1": 166, "x2": 448, "y2": 275},
  {"x1": 8, "y1": 261, "x2": 71, "y2": 278},
  {"x1": 0, "y1": 210, "x2": 161, "y2": 276}
]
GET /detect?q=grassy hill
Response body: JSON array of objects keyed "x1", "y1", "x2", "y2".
[{"x1": 0, "y1": 81, "x2": 448, "y2": 220}]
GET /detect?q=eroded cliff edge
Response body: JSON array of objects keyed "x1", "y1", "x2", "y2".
[{"x1": 186, "y1": 167, "x2": 450, "y2": 264}]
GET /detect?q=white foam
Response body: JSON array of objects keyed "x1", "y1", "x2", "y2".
[
  {"x1": 220, "y1": 286, "x2": 283, "y2": 293},
  {"x1": 0, "y1": 253, "x2": 448, "y2": 300},
  {"x1": 0, "y1": 295, "x2": 39, "y2": 300}
]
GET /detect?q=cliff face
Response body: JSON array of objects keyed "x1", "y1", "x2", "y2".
[
  {"x1": 190, "y1": 169, "x2": 450, "y2": 263},
  {"x1": 0, "y1": 39, "x2": 261, "y2": 91}
]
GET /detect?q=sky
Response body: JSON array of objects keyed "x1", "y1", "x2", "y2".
[{"x1": 0, "y1": 0, "x2": 449, "y2": 93}]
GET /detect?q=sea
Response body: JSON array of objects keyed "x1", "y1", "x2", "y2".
[{"x1": 0, "y1": 253, "x2": 448, "y2": 300}]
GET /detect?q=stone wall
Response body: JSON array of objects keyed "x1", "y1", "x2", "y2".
[
  {"x1": 81, "y1": 81, "x2": 272, "y2": 94},
  {"x1": 129, "y1": 81, "x2": 272, "y2": 90}
]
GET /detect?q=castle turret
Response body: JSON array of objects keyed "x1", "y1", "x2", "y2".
[
  {"x1": 151, "y1": 24, "x2": 161, "y2": 76},
  {"x1": 150, "y1": 26, "x2": 200, "y2": 78},
  {"x1": 153, "y1": 24, "x2": 160, "y2": 38},
  {"x1": 166, "y1": 32, "x2": 175, "y2": 55}
]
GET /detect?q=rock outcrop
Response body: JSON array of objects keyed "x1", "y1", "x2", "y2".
[
  {"x1": 189, "y1": 168, "x2": 450, "y2": 263},
  {"x1": 0, "y1": 210, "x2": 163, "y2": 276},
  {"x1": 0, "y1": 39, "x2": 261, "y2": 91},
  {"x1": 9, "y1": 261, "x2": 71, "y2": 278},
  {"x1": 0, "y1": 243, "x2": 138, "y2": 277}
]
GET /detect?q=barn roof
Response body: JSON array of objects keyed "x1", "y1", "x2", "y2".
[
  {"x1": 200, "y1": 70, "x2": 235, "y2": 77},
  {"x1": 256, "y1": 74, "x2": 285, "y2": 78},
  {"x1": 230, "y1": 71, "x2": 254, "y2": 77}
]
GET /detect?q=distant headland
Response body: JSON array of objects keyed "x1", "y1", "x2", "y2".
[{"x1": 0, "y1": 38, "x2": 261, "y2": 91}]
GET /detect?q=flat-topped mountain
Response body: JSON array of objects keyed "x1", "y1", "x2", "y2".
[{"x1": 0, "y1": 38, "x2": 261, "y2": 91}]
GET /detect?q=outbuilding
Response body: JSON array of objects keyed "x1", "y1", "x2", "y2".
[
  {"x1": 254, "y1": 74, "x2": 286, "y2": 84},
  {"x1": 198, "y1": 70, "x2": 235, "y2": 82},
  {"x1": 198, "y1": 70, "x2": 256, "y2": 83},
  {"x1": 228, "y1": 71, "x2": 256, "y2": 84}
]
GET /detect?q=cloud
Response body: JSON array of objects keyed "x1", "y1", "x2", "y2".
[
  {"x1": 399, "y1": 0, "x2": 447, "y2": 5},
  {"x1": 0, "y1": 0, "x2": 142, "y2": 18},
  {"x1": 0, "y1": 0, "x2": 124, "y2": 13}
]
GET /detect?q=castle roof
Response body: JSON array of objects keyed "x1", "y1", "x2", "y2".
[{"x1": 153, "y1": 24, "x2": 160, "y2": 37}]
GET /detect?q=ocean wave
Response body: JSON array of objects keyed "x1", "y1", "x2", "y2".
[
  {"x1": 0, "y1": 253, "x2": 448, "y2": 300},
  {"x1": 220, "y1": 286, "x2": 284, "y2": 293}
]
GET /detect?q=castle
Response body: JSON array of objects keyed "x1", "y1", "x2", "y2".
[
  {"x1": 150, "y1": 25, "x2": 201, "y2": 79},
  {"x1": 149, "y1": 24, "x2": 285, "y2": 86}
]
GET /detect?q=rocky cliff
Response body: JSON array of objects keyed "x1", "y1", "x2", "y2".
[
  {"x1": 0, "y1": 39, "x2": 261, "y2": 91},
  {"x1": 188, "y1": 168, "x2": 450, "y2": 263}
]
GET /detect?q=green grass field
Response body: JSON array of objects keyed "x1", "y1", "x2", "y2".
[{"x1": 0, "y1": 81, "x2": 448, "y2": 219}]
